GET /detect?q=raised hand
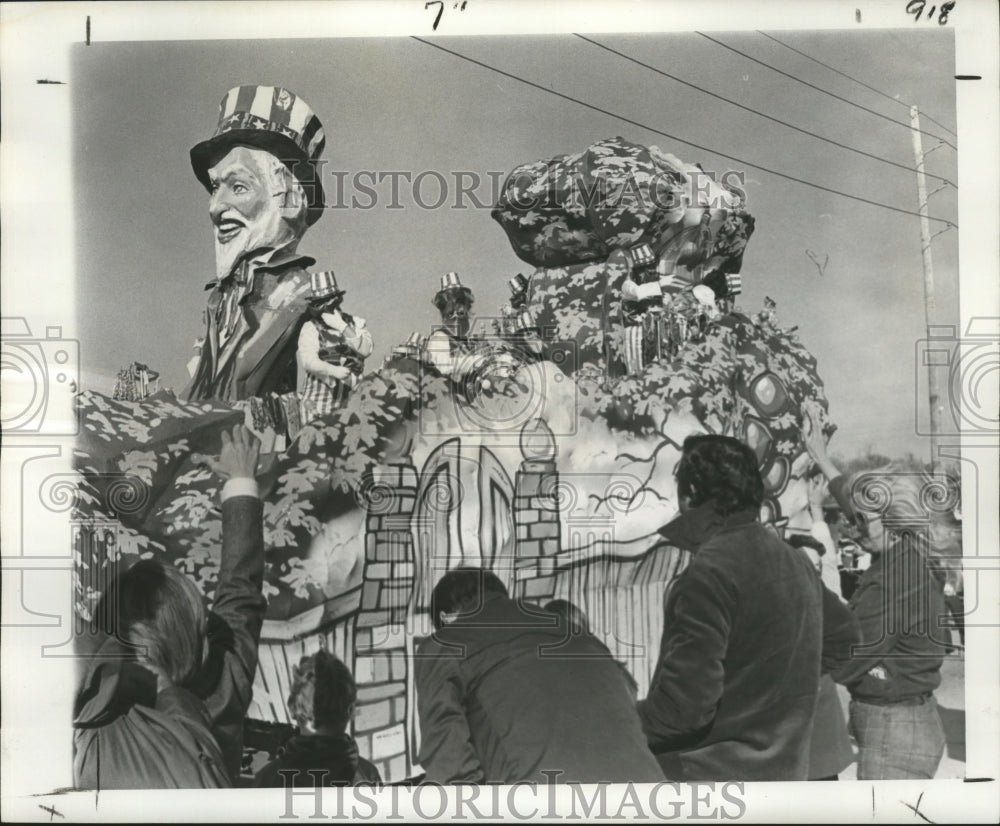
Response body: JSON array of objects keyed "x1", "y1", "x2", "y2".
[
  {"x1": 801, "y1": 401, "x2": 840, "y2": 482},
  {"x1": 193, "y1": 425, "x2": 262, "y2": 481},
  {"x1": 806, "y1": 473, "x2": 827, "y2": 521}
]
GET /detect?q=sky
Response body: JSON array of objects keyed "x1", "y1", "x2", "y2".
[{"x1": 71, "y1": 29, "x2": 959, "y2": 461}]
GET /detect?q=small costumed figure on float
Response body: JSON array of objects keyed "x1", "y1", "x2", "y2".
[
  {"x1": 426, "y1": 272, "x2": 488, "y2": 397},
  {"x1": 484, "y1": 308, "x2": 546, "y2": 397},
  {"x1": 499, "y1": 273, "x2": 530, "y2": 337},
  {"x1": 112, "y1": 362, "x2": 161, "y2": 402},
  {"x1": 384, "y1": 331, "x2": 429, "y2": 369},
  {"x1": 508, "y1": 273, "x2": 530, "y2": 311},
  {"x1": 615, "y1": 212, "x2": 744, "y2": 374},
  {"x1": 502, "y1": 273, "x2": 530, "y2": 323},
  {"x1": 426, "y1": 271, "x2": 474, "y2": 367},
  {"x1": 508, "y1": 309, "x2": 546, "y2": 365},
  {"x1": 614, "y1": 242, "x2": 665, "y2": 375},
  {"x1": 297, "y1": 271, "x2": 373, "y2": 422}
]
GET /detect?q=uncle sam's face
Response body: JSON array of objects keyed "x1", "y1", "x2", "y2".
[{"x1": 207, "y1": 145, "x2": 305, "y2": 279}]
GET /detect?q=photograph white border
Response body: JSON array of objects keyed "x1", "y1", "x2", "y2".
[{"x1": 1, "y1": 1, "x2": 997, "y2": 821}]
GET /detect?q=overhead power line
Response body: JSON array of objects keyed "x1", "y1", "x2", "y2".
[
  {"x1": 575, "y1": 34, "x2": 955, "y2": 189},
  {"x1": 697, "y1": 33, "x2": 957, "y2": 151},
  {"x1": 758, "y1": 31, "x2": 958, "y2": 138},
  {"x1": 410, "y1": 36, "x2": 956, "y2": 227}
]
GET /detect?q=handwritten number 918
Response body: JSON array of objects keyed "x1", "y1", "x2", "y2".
[{"x1": 906, "y1": 0, "x2": 956, "y2": 24}]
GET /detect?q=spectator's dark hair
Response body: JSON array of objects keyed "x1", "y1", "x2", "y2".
[
  {"x1": 430, "y1": 567, "x2": 507, "y2": 630},
  {"x1": 544, "y1": 599, "x2": 590, "y2": 634},
  {"x1": 675, "y1": 434, "x2": 765, "y2": 515},
  {"x1": 96, "y1": 559, "x2": 206, "y2": 686},
  {"x1": 787, "y1": 534, "x2": 826, "y2": 557},
  {"x1": 288, "y1": 650, "x2": 356, "y2": 734}
]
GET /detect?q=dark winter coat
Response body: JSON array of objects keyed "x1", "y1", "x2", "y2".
[
  {"x1": 833, "y1": 542, "x2": 948, "y2": 703},
  {"x1": 73, "y1": 656, "x2": 230, "y2": 789},
  {"x1": 73, "y1": 493, "x2": 265, "y2": 788},
  {"x1": 415, "y1": 596, "x2": 665, "y2": 784},
  {"x1": 253, "y1": 733, "x2": 382, "y2": 787},
  {"x1": 641, "y1": 504, "x2": 833, "y2": 781},
  {"x1": 824, "y1": 475, "x2": 950, "y2": 703},
  {"x1": 807, "y1": 674, "x2": 855, "y2": 779}
]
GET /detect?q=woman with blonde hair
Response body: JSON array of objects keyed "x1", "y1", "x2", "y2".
[
  {"x1": 803, "y1": 405, "x2": 958, "y2": 780},
  {"x1": 74, "y1": 426, "x2": 265, "y2": 788}
]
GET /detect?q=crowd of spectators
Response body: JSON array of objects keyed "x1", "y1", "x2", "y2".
[{"x1": 73, "y1": 419, "x2": 962, "y2": 788}]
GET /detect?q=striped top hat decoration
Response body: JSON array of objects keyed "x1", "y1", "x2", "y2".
[
  {"x1": 509, "y1": 273, "x2": 529, "y2": 295},
  {"x1": 406, "y1": 331, "x2": 428, "y2": 350},
  {"x1": 440, "y1": 271, "x2": 465, "y2": 292},
  {"x1": 699, "y1": 270, "x2": 742, "y2": 300},
  {"x1": 513, "y1": 310, "x2": 538, "y2": 333},
  {"x1": 309, "y1": 271, "x2": 343, "y2": 302},
  {"x1": 190, "y1": 85, "x2": 327, "y2": 225},
  {"x1": 392, "y1": 331, "x2": 429, "y2": 359},
  {"x1": 433, "y1": 271, "x2": 473, "y2": 310}
]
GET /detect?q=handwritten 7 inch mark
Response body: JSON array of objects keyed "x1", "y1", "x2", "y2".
[{"x1": 426, "y1": 1, "x2": 468, "y2": 32}]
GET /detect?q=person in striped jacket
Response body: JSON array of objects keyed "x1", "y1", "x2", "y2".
[{"x1": 296, "y1": 271, "x2": 373, "y2": 421}]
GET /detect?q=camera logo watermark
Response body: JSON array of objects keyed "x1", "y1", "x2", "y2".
[
  {"x1": 847, "y1": 471, "x2": 965, "y2": 655},
  {"x1": 415, "y1": 318, "x2": 580, "y2": 440},
  {"x1": 1, "y1": 317, "x2": 80, "y2": 435},
  {"x1": 914, "y1": 318, "x2": 999, "y2": 437}
]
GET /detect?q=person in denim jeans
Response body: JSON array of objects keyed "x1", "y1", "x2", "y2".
[{"x1": 802, "y1": 404, "x2": 956, "y2": 779}]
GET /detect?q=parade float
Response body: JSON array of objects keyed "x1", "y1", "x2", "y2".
[{"x1": 73, "y1": 134, "x2": 832, "y2": 782}]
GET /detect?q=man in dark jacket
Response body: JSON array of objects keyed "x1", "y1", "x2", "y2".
[
  {"x1": 787, "y1": 534, "x2": 859, "y2": 780},
  {"x1": 639, "y1": 434, "x2": 855, "y2": 781},
  {"x1": 415, "y1": 568, "x2": 665, "y2": 784},
  {"x1": 73, "y1": 426, "x2": 266, "y2": 788}
]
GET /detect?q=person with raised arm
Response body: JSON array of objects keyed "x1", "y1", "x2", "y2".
[
  {"x1": 801, "y1": 403, "x2": 954, "y2": 779},
  {"x1": 74, "y1": 426, "x2": 265, "y2": 788}
]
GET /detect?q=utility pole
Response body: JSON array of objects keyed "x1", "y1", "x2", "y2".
[{"x1": 910, "y1": 105, "x2": 942, "y2": 472}]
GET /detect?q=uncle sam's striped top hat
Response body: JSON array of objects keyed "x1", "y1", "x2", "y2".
[{"x1": 190, "y1": 85, "x2": 327, "y2": 225}]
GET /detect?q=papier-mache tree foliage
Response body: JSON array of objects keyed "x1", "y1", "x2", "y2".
[{"x1": 74, "y1": 136, "x2": 832, "y2": 626}]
